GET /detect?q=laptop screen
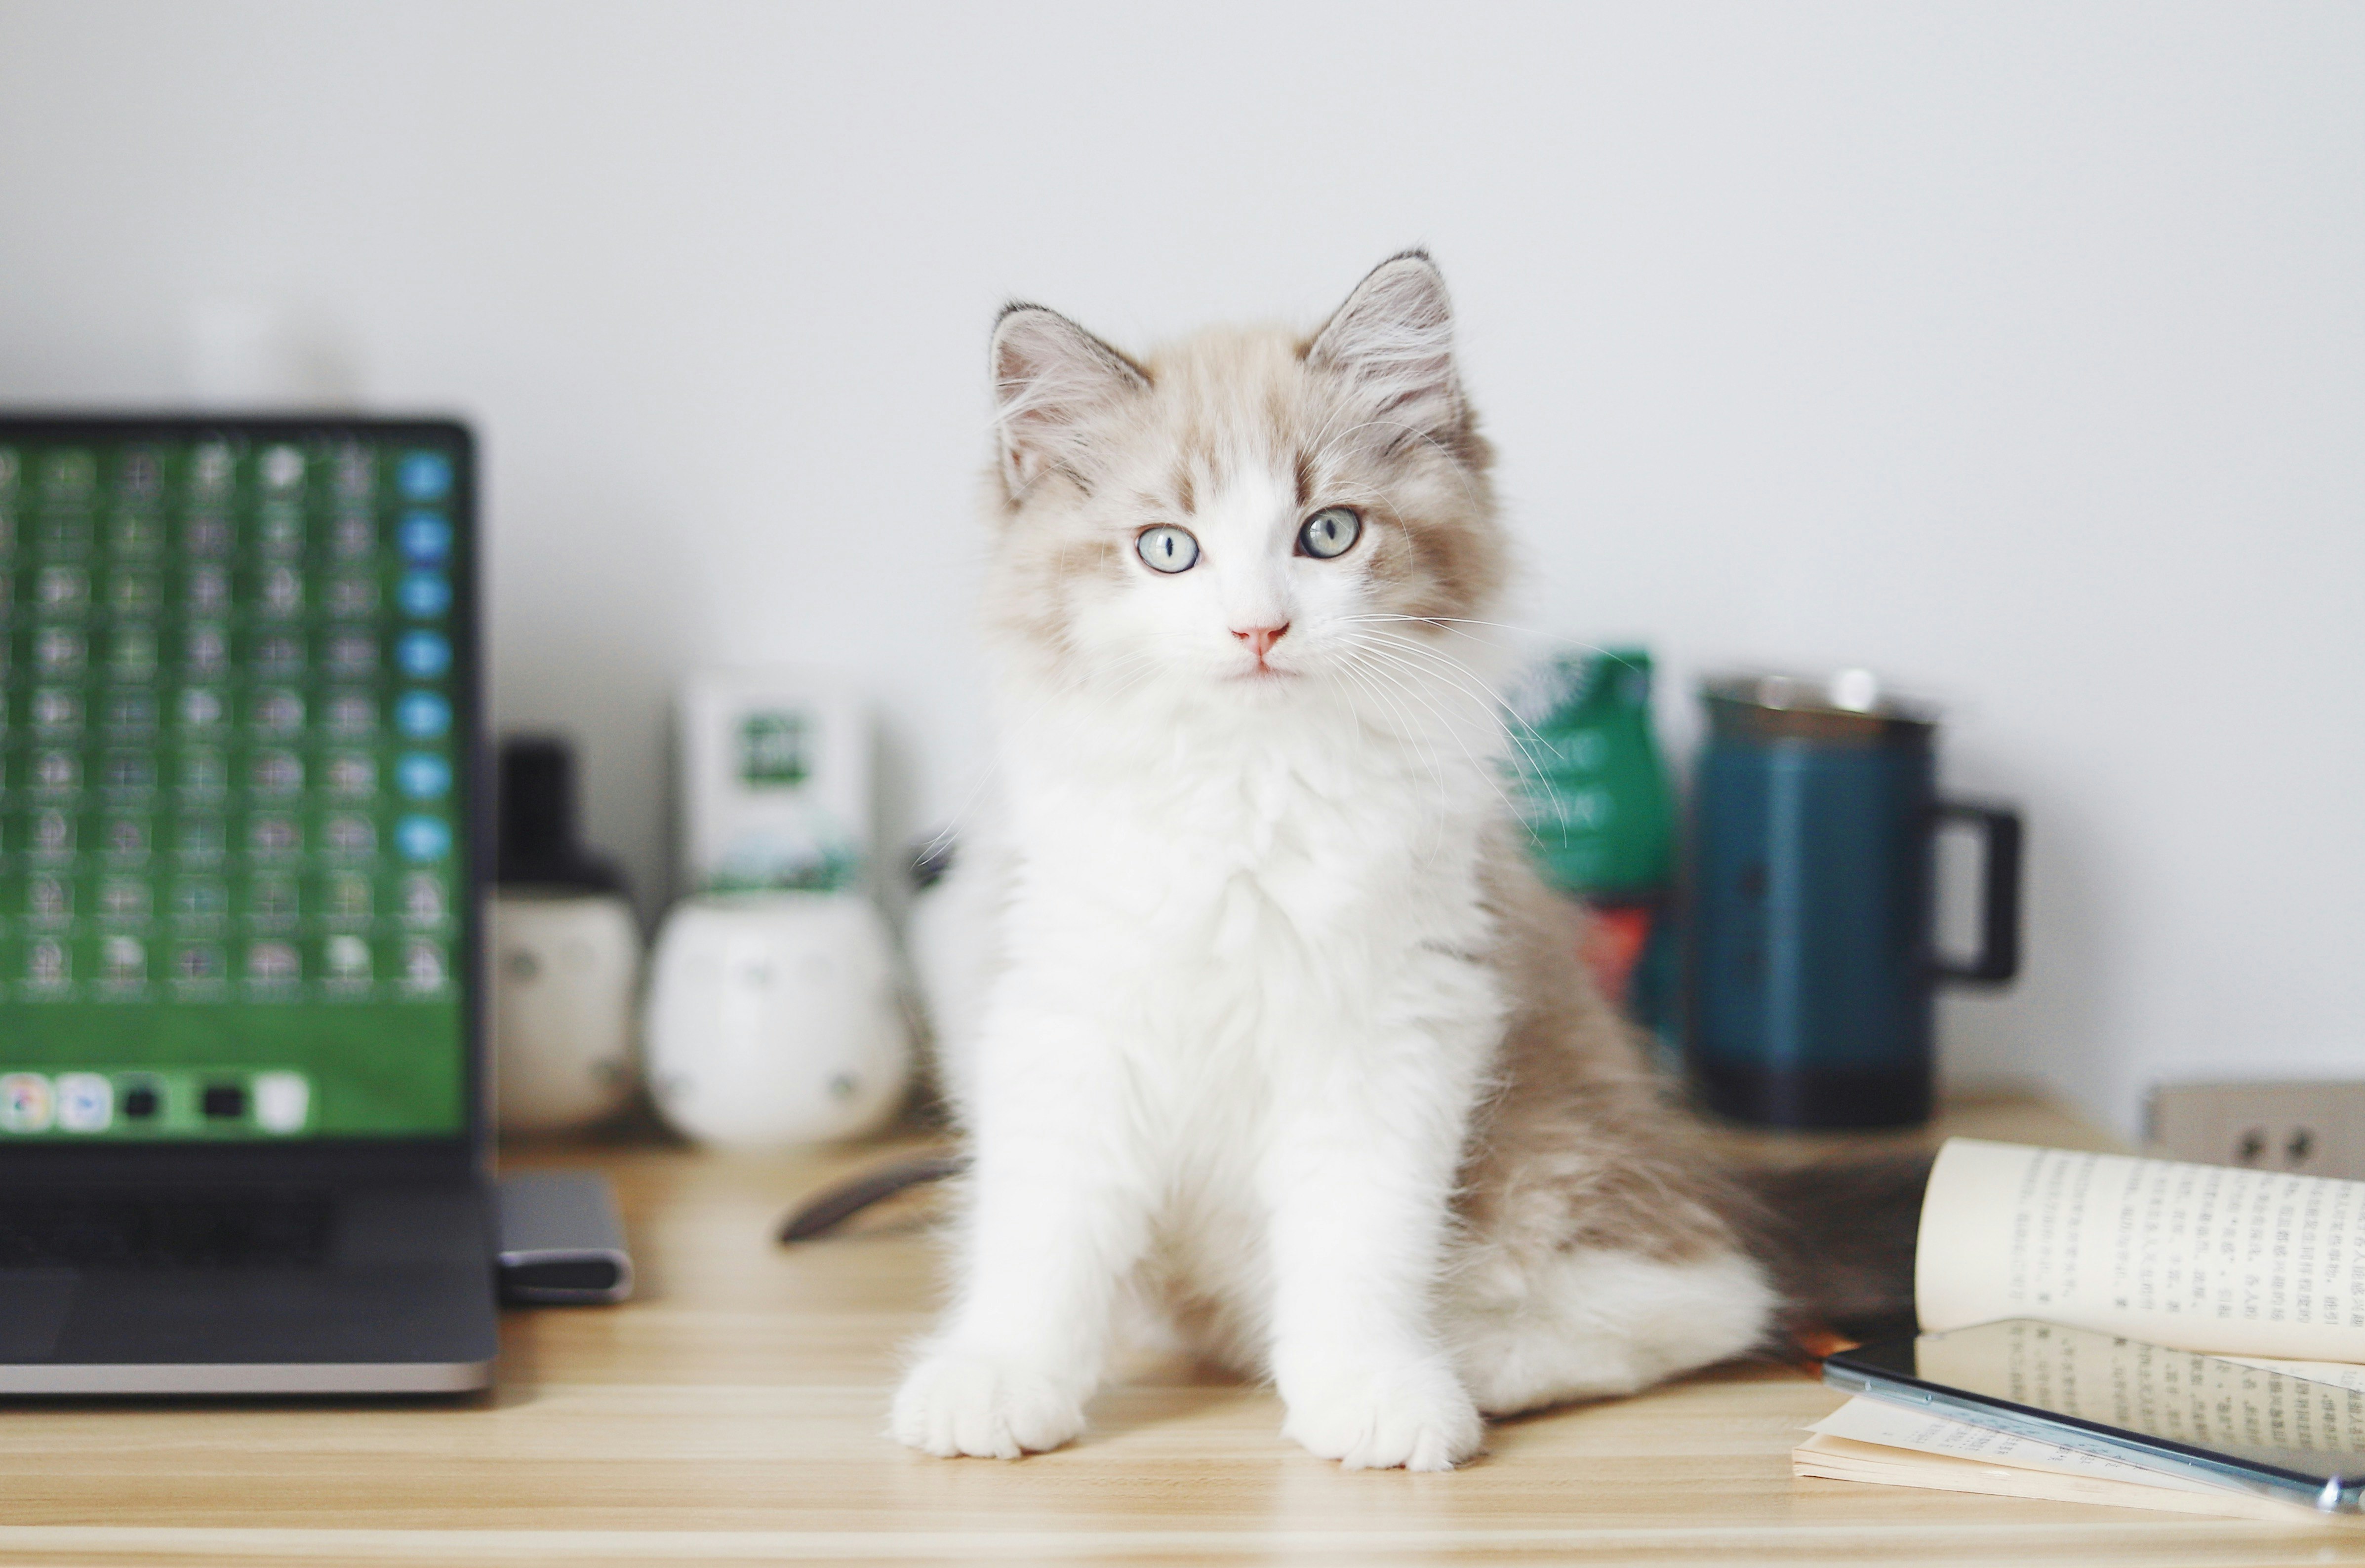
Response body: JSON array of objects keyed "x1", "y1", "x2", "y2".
[{"x1": 0, "y1": 422, "x2": 474, "y2": 1142}]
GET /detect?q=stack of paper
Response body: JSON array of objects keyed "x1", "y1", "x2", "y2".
[{"x1": 1796, "y1": 1387, "x2": 2359, "y2": 1521}]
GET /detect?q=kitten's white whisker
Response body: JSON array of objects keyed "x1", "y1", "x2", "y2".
[
  {"x1": 1340, "y1": 633, "x2": 1563, "y2": 841},
  {"x1": 1330, "y1": 657, "x2": 1458, "y2": 859},
  {"x1": 1353, "y1": 648, "x2": 1551, "y2": 809},
  {"x1": 1336, "y1": 615, "x2": 1651, "y2": 732},
  {"x1": 1329, "y1": 659, "x2": 1442, "y2": 793},
  {"x1": 1342, "y1": 626, "x2": 1563, "y2": 763},
  {"x1": 1338, "y1": 643, "x2": 1530, "y2": 832},
  {"x1": 1334, "y1": 627, "x2": 1524, "y2": 748}
]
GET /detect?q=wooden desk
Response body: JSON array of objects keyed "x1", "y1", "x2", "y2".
[{"x1": 6, "y1": 1096, "x2": 2364, "y2": 1566}]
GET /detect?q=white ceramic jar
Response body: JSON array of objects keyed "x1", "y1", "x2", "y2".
[
  {"x1": 489, "y1": 891, "x2": 642, "y2": 1135},
  {"x1": 643, "y1": 894, "x2": 910, "y2": 1149}
]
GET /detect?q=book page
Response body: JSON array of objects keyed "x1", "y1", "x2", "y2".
[
  {"x1": 1917, "y1": 1138, "x2": 2365, "y2": 1361},
  {"x1": 1792, "y1": 1432, "x2": 2310, "y2": 1521},
  {"x1": 1912, "y1": 1318, "x2": 2365, "y2": 1462},
  {"x1": 1809, "y1": 1395, "x2": 2229, "y2": 1493},
  {"x1": 2233, "y1": 1356, "x2": 2365, "y2": 1392}
]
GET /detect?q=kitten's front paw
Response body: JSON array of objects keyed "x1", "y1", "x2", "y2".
[
  {"x1": 892, "y1": 1349, "x2": 1087, "y2": 1459},
  {"x1": 1280, "y1": 1357, "x2": 1484, "y2": 1472}
]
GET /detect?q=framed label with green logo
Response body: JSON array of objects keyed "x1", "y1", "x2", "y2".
[{"x1": 677, "y1": 672, "x2": 870, "y2": 897}]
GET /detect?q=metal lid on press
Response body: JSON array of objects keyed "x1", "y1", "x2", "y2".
[{"x1": 1701, "y1": 668, "x2": 1938, "y2": 745}]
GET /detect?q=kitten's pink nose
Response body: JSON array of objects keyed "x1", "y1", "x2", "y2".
[{"x1": 1232, "y1": 623, "x2": 1290, "y2": 659}]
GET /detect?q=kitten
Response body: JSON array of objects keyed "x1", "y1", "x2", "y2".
[{"x1": 893, "y1": 253, "x2": 1912, "y2": 1471}]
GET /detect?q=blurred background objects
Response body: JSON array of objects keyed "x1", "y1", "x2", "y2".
[{"x1": 0, "y1": 0, "x2": 2358, "y2": 1138}]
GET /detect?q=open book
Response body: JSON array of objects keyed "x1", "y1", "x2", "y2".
[{"x1": 1795, "y1": 1138, "x2": 2365, "y2": 1518}]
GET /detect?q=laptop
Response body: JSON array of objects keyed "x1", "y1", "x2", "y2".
[{"x1": 0, "y1": 417, "x2": 497, "y2": 1394}]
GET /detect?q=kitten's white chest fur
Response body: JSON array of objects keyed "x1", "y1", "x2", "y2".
[{"x1": 977, "y1": 691, "x2": 1507, "y2": 1355}]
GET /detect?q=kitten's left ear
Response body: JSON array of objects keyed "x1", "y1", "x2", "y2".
[
  {"x1": 990, "y1": 304, "x2": 1150, "y2": 499},
  {"x1": 1306, "y1": 250, "x2": 1466, "y2": 452}
]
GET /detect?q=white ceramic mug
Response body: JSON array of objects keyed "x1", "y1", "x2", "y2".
[
  {"x1": 489, "y1": 892, "x2": 642, "y2": 1134},
  {"x1": 643, "y1": 894, "x2": 910, "y2": 1149}
]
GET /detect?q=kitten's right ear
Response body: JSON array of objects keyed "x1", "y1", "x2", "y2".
[
  {"x1": 1306, "y1": 251, "x2": 1465, "y2": 455},
  {"x1": 990, "y1": 304, "x2": 1150, "y2": 499}
]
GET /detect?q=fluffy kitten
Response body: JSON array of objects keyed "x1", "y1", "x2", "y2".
[{"x1": 893, "y1": 254, "x2": 1901, "y2": 1471}]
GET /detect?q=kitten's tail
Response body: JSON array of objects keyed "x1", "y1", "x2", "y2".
[
  {"x1": 782, "y1": 1143, "x2": 1936, "y2": 1348},
  {"x1": 1722, "y1": 1152, "x2": 1933, "y2": 1340}
]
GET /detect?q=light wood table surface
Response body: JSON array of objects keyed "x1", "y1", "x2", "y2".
[{"x1": 7, "y1": 1094, "x2": 2365, "y2": 1566}]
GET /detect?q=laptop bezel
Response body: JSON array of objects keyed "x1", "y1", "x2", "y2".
[{"x1": 0, "y1": 414, "x2": 487, "y2": 1189}]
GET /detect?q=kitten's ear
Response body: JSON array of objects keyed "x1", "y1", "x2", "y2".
[
  {"x1": 990, "y1": 304, "x2": 1150, "y2": 498},
  {"x1": 1306, "y1": 251, "x2": 1465, "y2": 451}
]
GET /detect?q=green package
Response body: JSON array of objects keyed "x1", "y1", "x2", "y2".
[{"x1": 1508, "y1": 648, "x2": 1676, "y2": 899}]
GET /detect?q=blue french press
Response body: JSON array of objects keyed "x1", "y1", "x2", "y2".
[{"x1": 1686, "y1": 673, "x2": 2021, "y2": 1128}]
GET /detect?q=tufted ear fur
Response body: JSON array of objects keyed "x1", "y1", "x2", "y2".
[
  {"x1": 990, "y1": 304, "x2": 1151, "y2": 499},
  {"x1": 1305, "y1": 251, "x2": 1466, "y2": 455}
]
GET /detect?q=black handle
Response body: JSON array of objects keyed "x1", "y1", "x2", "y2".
[{"x1": 1932, "y1": 801, "x2": 2022, "y2": 985}]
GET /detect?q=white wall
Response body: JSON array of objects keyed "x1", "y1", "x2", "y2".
[{"x1": 1, "y1": 0, "x2": 2359, "y2": 1135}]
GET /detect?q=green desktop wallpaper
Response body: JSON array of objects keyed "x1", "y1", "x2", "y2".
[{"x1": 0, "y1": 430, "x2": 469, "y2": 1140}]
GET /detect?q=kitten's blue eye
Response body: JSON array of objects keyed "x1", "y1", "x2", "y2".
[
  {"x1": 1297, "y1": 507, "x2": 1361, "y2": 560},
  {"x1": 1137, "y1": 526, "x2": 1200, "y2": 573}
]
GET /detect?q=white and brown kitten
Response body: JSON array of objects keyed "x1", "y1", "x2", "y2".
[{"x1": 893, "y1": 254, "x2": 1909, "y2": 1471}]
